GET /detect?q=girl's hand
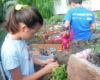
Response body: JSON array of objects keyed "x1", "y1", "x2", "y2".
[
  {"x1": 40, "y1": 59, "x2": 53, "y2": 66},
  {"x1": 47, "y1": 59, "x2": 54, "y2": 63},
  {"x1": 43, "y1": 62, "x2": 58, "y2": 74}
]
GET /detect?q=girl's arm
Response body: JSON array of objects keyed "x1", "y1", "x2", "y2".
[
  {"x1": 31, "y1": 55, "x2": 43, "y2": 65},
  {"x1": 31, "y1": 55, "x2": 53, "y2": 66},
  {"x1": 9, "y1": 62, "x2": 58, "y2": 80}
]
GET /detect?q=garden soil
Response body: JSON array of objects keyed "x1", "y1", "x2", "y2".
[
  {"x1": 39, "y1": 37, "x2": 100, "y2": 80},
  {"x1": 32, "y1": 29, "x2": 100, "y2": 80},
  {"x1": 39, "y1": 51, "x2": 70, "y2": 80}
]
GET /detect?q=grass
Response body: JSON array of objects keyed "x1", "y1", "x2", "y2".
[
  {"x1": 0, "y1": 24, "x2": 7, "y2": 48},
  {"x1": 95, "y1": 11, "x2": 100, "y2": 18},
  {"x1": 46, "y1": 14, "x2": 65, "y2": 25}
]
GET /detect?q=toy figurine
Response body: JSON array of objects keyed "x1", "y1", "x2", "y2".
[
  {"x1": 60, "y1": 31, "x2": 70, "y2": 53},
  {"x1": 54, "y1": 26, "x2": 74, "y2": 53},
  {"x1": 77, "y1": 49, "x2": 92, "y2": 60}
]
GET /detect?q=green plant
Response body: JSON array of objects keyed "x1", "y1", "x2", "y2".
[
  {"x1": 27, "y1": 35, "x2": 41, "y2": 45},
  {"x1": 82, "y1": 0, "x2": 88, "y2": 1},
  {"x1": 0, "y1": 0, "x2": 14, "y2": 22},
  {"x1": 86, "y1": 40, "x2": 100, "y2": 64},
  {"x1": 0, "y1": 25, "x2": 7, "y2": 48},
  {"x1": 37, "y1": 29, "x2": 44, "y2": 33},
  {"x1": 50, "y1": 64, "x2": 67, "y2": 80},
  {"x1": 95, "y1": 11, "x2": 100, "y2": 18},
  {"x1": 17, "y1": 0, "x2": 60, "y2": 19},
  {"x1": 46, "y1": 14, "x2": 65, "y2": 25},
  {"x1": 35, "y1": 37, "x2": 41, "y2": 42},
  {"x1": 86, "y1": 40, "x2": 100, "y2": 54}
]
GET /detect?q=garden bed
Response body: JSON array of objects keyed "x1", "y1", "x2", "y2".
[
  {"x1": 67, "y1": 54, "x2": 100, "y2": 80},
  {"x1": 29, "y1": 44, "x2": 69, "y2": 80},
  {"x1": 29, "y1": 44, "x2": 61, "y2": 55}
]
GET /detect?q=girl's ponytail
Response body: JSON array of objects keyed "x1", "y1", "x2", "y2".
[{"x1": 5, "y1": 6, "x2": 19, "y2": 34}]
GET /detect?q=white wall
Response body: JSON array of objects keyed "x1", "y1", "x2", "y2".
[
  {"x1": 91, "y1": 0, "x2": 100, "y2": 11},
  {"x1": 54, "y1": 0, "x2": 70, "y2": 14},
  {"x1": 82, "y1": 0, "x2": 100, "y2": 11},
  {"x1": 82, "y1": 1, "x2": 92, "y2": 10}
]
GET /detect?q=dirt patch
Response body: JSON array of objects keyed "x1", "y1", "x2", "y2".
[
  {"x1": 34, "y1": 51, "x2": 70, "y2": 80},
  {"x1": 41, "y1": 73, "x2": 52, "y2": 80},
  {"x1": 54, "y1": 51, "x2": 70, "y2": 65},
  {"x1": 40, "y1": 51, "x2": 70, "y2": 80},
  {"x1": 68, "y1": 36, "x2": 100, "y2": 54},
  {"x1": 69, "y1": 39, "x2": 89, "y2": 54},
  {"x1": 92, "y1": 29, "x2": 100, "y2": 34}
]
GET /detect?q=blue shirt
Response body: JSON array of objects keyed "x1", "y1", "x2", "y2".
[
  {"x1": 63, "y1": 7, "x2": 95, "y2": 40},
  {"x1": 1, "y1": 37, "x2": 35, "y2": 80}
]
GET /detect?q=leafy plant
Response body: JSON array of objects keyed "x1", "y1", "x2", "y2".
[
  {"x1": 94, "y1": 11, "x2": 100, "y2": 18},
  {"x1": 46, "y1": 14, "x2": 65, "y2": 25},
  {"x1": 0, "y1": 25, "x2": 7, "y2": 48},
  {"x1": 86, "y1": 40, "x2": 100, "y2": 54},
  {"x1": 82, "y1": 0, "x2": 88, "y2": 1},
  {"x1": 37, "y1": 29, "x2": 44, "y2": 33},
  {"x1": 50, "y1": 64, "x2": 67, "y2": 80},
  {"x1": 0, "y1": 0, "x2": 14, "y2": 22},
  {"x1": 17, "y1": 0, "x2": 60, "y2": 19},
  {"x1": 35, "y1": 36, "x2": 41, "y2": 42},
  {"x1": 27, "y1": 35, "x2": 41, "y2": 45},
  {"x1": 86, "y1": 40, "x2": 100, "y2": 63}
]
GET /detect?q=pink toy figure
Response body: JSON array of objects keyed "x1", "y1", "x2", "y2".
[
  {"x1": 60, "y1": 31, "x2": 70, "y2": 53},
  {"x1": 78, "y1": 49, "x2": 92, "y2": 60},
  {"x1": 69, "y1": 26, "x2": 74, "y2": 43},
  {"x1": 54, "y1": 26, "x2": 74, "y2": 53}
]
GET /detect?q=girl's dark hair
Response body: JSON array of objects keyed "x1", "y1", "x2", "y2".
[
  {"x1": 5, "y1": 5, "x2": 43, "y2": 34},
  {"x1": 69, "y1": 0, "x2": 82, "y2": 4}
]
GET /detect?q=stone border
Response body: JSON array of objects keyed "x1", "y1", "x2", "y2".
[{"x1": 67, "y1": 54, "x2": 100, "y2": 80}]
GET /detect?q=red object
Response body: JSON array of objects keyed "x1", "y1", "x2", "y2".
[
  {"x1": 60, "y1": 31, "x2": 70, "y2": 53},
  {"x1": 54, "y1": 60, "x2": 58, "y2": 62},
  {"x1": 69, "y1": 26, "x2": 74, "y2": 43},
  {"x1": 54, "y1": 27, "x2": 74, "y2": 53}
]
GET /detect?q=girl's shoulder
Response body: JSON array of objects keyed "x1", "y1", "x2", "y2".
[{"x1": 1, "y1": 38, "x2": 26, "y2": 57}]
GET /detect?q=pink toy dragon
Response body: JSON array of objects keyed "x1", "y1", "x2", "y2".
[
  {"x1": 60, "y1": 31, "x2": 70, "y2": 53},
  {"x1": 55, "y1": 26, "x2": 74, "y2": 53}
]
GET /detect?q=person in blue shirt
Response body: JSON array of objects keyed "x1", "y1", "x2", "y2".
[
  {"x1": 1, "y1": 4, "x2": 58, "y2": 80},
  {"x1": 63, "y1": 0, "x2": 96, "y2": 40}
]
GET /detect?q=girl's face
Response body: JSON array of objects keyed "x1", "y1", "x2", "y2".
[{"x1": 19, "y1": 23, "x2": 42, "y2": 40}]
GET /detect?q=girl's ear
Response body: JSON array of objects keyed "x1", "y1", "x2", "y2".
[{"x1": 19, "y1": 23, "x2": 27, "y2": 32}]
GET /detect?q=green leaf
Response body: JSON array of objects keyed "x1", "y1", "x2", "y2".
[
  {"x1": 7, "y1": 3, "x2": 14, "y2": 9},
  {"x1": 17, "y1": 0, "x2": 60, "y2": 19},
  {"x1": 50, "y1": 64, "x2": 67, "y2": 80}
]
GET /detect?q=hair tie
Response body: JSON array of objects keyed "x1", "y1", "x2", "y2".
[{"x1": 15, "y1": 4, "x2": 28, "y2": 11}]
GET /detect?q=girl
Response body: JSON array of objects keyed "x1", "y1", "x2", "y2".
[{"x1": 1, "y1": 4, "x2": 58, "y2": 80}]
